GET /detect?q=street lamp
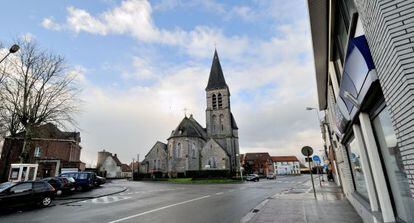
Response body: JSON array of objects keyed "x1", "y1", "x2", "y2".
[{"x1": 0, "y1": 44, "x2": 20, "y2": 64}]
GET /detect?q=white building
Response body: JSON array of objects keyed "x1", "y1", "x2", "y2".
[{"x1": 271, "y1": 156, "x2": 300, "y2": 175}]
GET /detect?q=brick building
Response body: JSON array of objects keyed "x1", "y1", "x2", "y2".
[
  {"x1": 0, "y1": 123, "x2": 84, "y2": 181},
  {"x1": 308, "y1": 0, "x2": 414, "y2": 222},
  {"x1": 243, "y1": 153, "x2": 272, "y2": 176}
]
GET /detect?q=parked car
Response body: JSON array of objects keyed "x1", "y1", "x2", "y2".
[
  {"x1": 60, "y1": 176, "x2": 76, "y2": 193},
  {"x1": 94, "y1": 176, "x2": 106, "y2": 186},
  {"x1": 42, "y1": 177, "x2": 76, "y2": 196},
  {"x1": 246, "y1": 174, "x2": 260, "y2": 182},
  {"x1": 59, "y1": 172, "x2": 97, "y2": 191},
  {"x1": 0, "y1": 181, "x2": 55, "y2": 210},
  {"x1": 266, "y1": 173, "x2": 276, "y2": 180}
]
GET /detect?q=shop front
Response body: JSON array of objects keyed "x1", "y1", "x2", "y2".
[{"x1": 331, "y1": 34, "x2": 414, "y2": 223}]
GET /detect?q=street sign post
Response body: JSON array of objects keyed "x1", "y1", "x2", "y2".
[{"x1": 301, "y1": 146, "x2": 316, "y2": 199}]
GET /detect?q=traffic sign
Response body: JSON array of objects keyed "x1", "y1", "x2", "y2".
[
  {"x1": 301, "y1": 146, "x2": 313, "y2": 157},
  {"x1": 312, "y1": 155, "x2": 321, "y2": 164}
]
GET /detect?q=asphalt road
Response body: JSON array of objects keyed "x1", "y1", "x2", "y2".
[{"x1": 0, "y1": 175, "x2": 311, "y2": 223}]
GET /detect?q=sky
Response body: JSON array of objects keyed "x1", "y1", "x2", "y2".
[{"x1": 0, "y1": 0, "x2": 323, "y2": 167}]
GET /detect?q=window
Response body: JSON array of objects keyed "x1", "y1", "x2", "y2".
[
  {"x1": 218, "y1": 93, "x2": 223, "y2": 108},
  {"x1": 79, "y1": 173, "x2": 88, "y2": 179},
  {"x1": 176, "y1": 143, "x2": 181, "y2": 158},
  {"x1": 347, "y1": 137, "x2": 370, "y2": 201},
  {"x1": 219, "y1": 115, "x2": 224, "y2": 132},
  {"x1": 372, "y1": 107, "x2": 414, "y2": 222},
  {"x1": 34, "y1": 146, "x2": 41, "y2": 158},
  {"x1": 212, "y1": 94, "x2": 217, "y2": 109},
  {"x1": 212, "y1": 115, "x2": 217, "y2": 133},
  {"x1": 33, "y1": 182, "x2": 49, "y2": 192},
  {"x1": 21, "y1": 167, "x2": 27, "y2": 180},
  {"x1": 208, "y1": 157, "x2": 217, "y2": 168},
  {"x1": 10, "y1": 183, "x2": 32, "y2": 193},
  {"x1": 191, "y1": 143, "x2": 196, "y2": 158},
  {"x1": 9, "y1": 168, "x2": 19, "y2": 180}
]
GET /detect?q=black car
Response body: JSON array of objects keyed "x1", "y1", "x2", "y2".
[
  {"x1": 0, "y1": 181, "x2": 55, "y2": 210},
  {"x1": 41, "y1": 177, "x2": 75, "y2": 195},
  {"x1": 94, "y1": 176, "x2": 106, "y2": 186}
]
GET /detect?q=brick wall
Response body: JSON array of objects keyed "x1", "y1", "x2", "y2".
[
  {"x1": 0, "y1": 138, "x2": 81, "y2": 181},
  {"x1": 354, "y1": 0, "x2": 414, "y2": 196}
]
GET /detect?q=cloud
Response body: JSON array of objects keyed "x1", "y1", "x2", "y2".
[
  {"x1": 153, "y1": 0, "x2": 225, "y2": 13},
  {"x1": 226, "y1": 5, "x2": 258, "y2": 22},
  {"x1": 38, "y1": 0, "x2": 323, "y2": 165},
  {"x1": 41, "y1": 17, "x2": 62, "y2": 31},
  {"x1": 41, "y1": 0, "x2": 248, "y2": 60}
]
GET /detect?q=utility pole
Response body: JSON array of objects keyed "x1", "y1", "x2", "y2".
[{"x1": 132, "y1": 158, "x2": 135, "y2": 181}]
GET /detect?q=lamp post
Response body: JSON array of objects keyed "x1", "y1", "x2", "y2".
[{"x1": 0, "y1": 44, "x2": 20, "y2": 64}]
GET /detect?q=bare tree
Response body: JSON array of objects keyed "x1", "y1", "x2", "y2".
[{"x1": 0, "y1": 40, "x2": 80, "y2": 163}]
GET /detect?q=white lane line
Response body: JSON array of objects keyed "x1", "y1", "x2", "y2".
[
  {"x1": 215, "y1": 192, "x2": 224, "y2": 195},
  {"x1": 107, "y1": 195, "x2": 211, "y2": 223}
]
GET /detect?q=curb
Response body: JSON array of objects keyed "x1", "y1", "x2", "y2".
[{"x1": 57, "y1": 187, "x2": 128, "y2": 205}]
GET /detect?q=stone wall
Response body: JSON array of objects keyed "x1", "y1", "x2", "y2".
[{"x1": 201, "y1": 139, "x2": 229, "y2": 170}]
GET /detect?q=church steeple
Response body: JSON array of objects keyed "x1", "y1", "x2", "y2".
[{"x1": 206, "y1": 49, "x2": 228, "y2": 90}]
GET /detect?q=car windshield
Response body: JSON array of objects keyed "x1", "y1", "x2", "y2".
[{"x1": 0, "y1": 182, "x2": 16, "y2": 192}]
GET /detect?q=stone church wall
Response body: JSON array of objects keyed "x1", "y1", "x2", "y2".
[{"x1": 201, "y1": 140, "x2": 229, "y2": 170}]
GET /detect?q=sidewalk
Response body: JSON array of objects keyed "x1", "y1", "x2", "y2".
[{"x1": 247, "y1": 178, "x2": 362, "y2": 223}]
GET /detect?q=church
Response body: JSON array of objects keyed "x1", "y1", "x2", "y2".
[{"x1": 141, "y1": 50, "x2": 240, "y2": 177}]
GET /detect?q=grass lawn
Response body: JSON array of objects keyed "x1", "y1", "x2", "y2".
[{"x1": 167, "y1": 178, "x2": 242, "y2": 184}]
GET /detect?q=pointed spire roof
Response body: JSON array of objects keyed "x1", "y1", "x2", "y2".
[{"x1": 206, "y1": 49, "x2": 228, "y2": 90}]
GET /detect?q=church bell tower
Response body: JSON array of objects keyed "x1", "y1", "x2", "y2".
[{"x1": 205, "y1": 49, "x2": 240, "y2": 173}]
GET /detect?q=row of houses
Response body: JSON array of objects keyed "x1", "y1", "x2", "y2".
[{"x1": 240, "y1": 153, "x2": 301, "y2": 176}]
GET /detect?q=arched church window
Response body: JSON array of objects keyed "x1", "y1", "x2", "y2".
[
  {"x1": 218, "y1": 93, "x2": 223, "y2": 108},
  {"x1": 212, "y1": 115, "x2": 217, "y2": 133},
  {"x1": 176, "y1": 143, "x2": 181, "y2": 158},
  {"x1": 219, "y1": 114, "x2": 224, "y2": 132},
  {"x1": 209, "y1": 157, "x2": 217, "y2": 168},
  {"x1": 212, "y1": 94, "x2": 217, "y2": 109},
  {"x1": 191, "y1": 143, "x2": 196, "y2": 158}
]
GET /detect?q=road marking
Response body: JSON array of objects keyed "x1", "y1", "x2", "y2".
[
  {"x1": 82, "y1": 196, "x2": 131, "y2": 204},
  {"x1": 240, "y1": 199, "x2": 269, "y2": 223},
  {"x1": 215, "y1": 192, "x2": 224, "y2": 195},
  {"x1": 107, "y1": 195, "x2": 211, "y2": 223}
]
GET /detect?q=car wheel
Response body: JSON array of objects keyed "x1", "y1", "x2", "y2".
[{"x1": 41, "y1": 196, "x2": 52, "y2": 207}]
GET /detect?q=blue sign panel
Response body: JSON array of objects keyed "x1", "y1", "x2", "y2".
[
  {"x1": 335, "y1": 35, "x2": 378, "y2": 136},
  {"x1": 312, "y1": 155, "x2": 321, "y2": 164}
]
